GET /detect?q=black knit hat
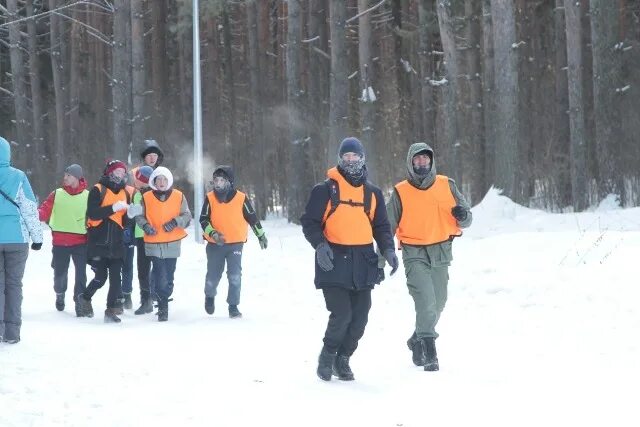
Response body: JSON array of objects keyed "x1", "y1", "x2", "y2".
[{"x1": 338, "y1": 137, "x2": 365, "y2": 158}]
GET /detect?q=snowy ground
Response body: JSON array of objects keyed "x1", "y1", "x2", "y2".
[{"x1": 1, "y1": 189, "x2": 639, "y2": 427}]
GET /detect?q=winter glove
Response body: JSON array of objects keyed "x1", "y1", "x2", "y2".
[
  {"x1": 112, "y1": 200, "x2": 129, "y2": 212},
  {"x1": 316, "y1": 241, "x2": 334, "y2": 272},
  {"x1": 127, "y1": 203, "x2": 143, "y2": 219},
  {"x1": 142, "y1": 223, "x2": 157, "y2": 236},
  {"x1": 209, "y1": 231, "x2": 226, "y2": 246},
  {"x1": 451, "y1": 205, "x2": 468, "y2": 222},
  {"x1": 31, "y1": 242, "x2": 42, "y2": 251},
  {"x1": 258, "y1": 234, "x2": 268, "y2": 250},
  {"x1": 383, "y1": 249, "x2": 399, "y2": 276},
  {"x1": 163, "y1": 219, "x2": 178, "y2": 232}
]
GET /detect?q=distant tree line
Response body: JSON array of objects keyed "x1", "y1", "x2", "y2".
[{"x1": 1, "y1": 0, "x2": 639, "y2": 220}]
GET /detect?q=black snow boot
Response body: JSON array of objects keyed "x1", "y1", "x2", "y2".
[
  {"x1": 317, "y1": 347, "x2": 336, "y2": 381},
  {"x1": 77, "y1": 294, "x2": 94, "y2": 318},
  {"x1": 333, "y1": 355, "x2": 355, "y2": 381},
  {"x1": 134, "y1": 296, "x2": 153, "y2": 315},
  {"x1": 55, "y1": 293, "x2": 65, "y2": 311},
  {"x1": 205, "y1": 297, "x2": 214, "y2": 315},
  {"x1": 407, "y1": 333, "x2": 426, "y2": 367},
  {"x1": 123, "y1": 293, "x2": 133, "y2": 310},
  {"x1": 228, "y1": 305, "x2": 242, "y2": 318},
  {"x1": 157, "y1": 299, "x2": 168, "y2": 322},
  {"x1": 421, "y1": 337, "x2": 439, "y2": 372},
  {"x1": 104, "y1": 308, "x2": 122, "y2": 323}
]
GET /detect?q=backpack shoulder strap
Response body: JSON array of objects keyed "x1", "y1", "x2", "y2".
[
  {"x1": 322, "y1": 178, "x2": 340, "y2": 227},
  {"x1": 363, "y1": 181, "x2": 373, "y2": 222}
]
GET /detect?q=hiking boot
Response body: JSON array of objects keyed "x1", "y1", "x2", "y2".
[
  {"x1": 228, "y1": 305, "x2": 242, "y2": 318},
  {"x1": 55, "y1": 293, "x2": 65, "y2": 311},
  {"x1": 407, "y1": 333, "x2": 425, "y2": 367},
  {"x1": 205, "y1": 297, "x2": 214, "y2": 315},
  {"x1": 134, "y1": 297, "x2": 153, "y2": 315},
  {"x1": 157, "y1": 299, "x2": 168, "y2": 322},
  {"x1": 317, "y1": 347, "x2": 336, "y2": 381},
  {"x1": 333, "y1": 355, "x2": 355, "y2": 381},
  {"x1": 77, "y1": 294, "x2": 94, "y2": 318},
  {"x1": 104, "y1": 308, "x2": 122, "y2": 323},
  {"x1": 123, "y1": 293, "x2": 133, "y2": 310},
  {"x1": 421, "y1": 337, "x2": 439, "y2": 372}
]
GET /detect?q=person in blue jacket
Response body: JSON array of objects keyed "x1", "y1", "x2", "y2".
[{"x1": 0, "y1": 136, "x2": 43, "y2": 344}]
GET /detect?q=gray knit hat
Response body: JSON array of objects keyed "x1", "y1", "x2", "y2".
[{"x1": 64, "y1": 164, "x2": 83, "y2": 179}]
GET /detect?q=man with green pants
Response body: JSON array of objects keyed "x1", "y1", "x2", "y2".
[{"x1": 384, "y1": 142, "x2": 472, "y2": 371}]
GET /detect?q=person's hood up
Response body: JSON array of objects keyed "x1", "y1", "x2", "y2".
[
  {"x1": 148, "y1": 166, "x2": 174, "y2": 191},
  {"x1": 212, "y1": 165, "x2": 235, "y2": 186},
  {"x1": 139, "y1": 139, "x2": 164, "y2": 167},
  {"x1": 0, "y1": 136, "x2": 11, "y2": 168},
  {"x1": 406, "y1": 142, "x2": 436, "y2": 189}
]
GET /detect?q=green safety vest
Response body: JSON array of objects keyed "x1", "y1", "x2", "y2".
[
  {"x1": 49, "y1": 188, "x2": 89, "y2": 234},
  {"x1": 133, "y1": 190, "x2": 144, "y2": 239}
]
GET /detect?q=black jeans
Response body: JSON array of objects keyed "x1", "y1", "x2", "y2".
[
  {"x1": 52, "y1": 244, "x2": 87, "y2": 301},
  {"x1": 321, "y1": 287, "x2": 372, "y2": 356},
  {"x1": 150, "y1": 257, "x2": 177, "y2": 302},
  {"x1": 84, "y1": 257, "x2": 123, "y2": 309}
]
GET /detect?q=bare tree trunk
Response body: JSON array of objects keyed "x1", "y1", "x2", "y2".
[
  {"x1": 112, "y1": 0, "x2": 131, "y2": 160},
  {"x1": 328, "y1": 0, "x2": 349, "y2": 164},
  {"x1": 552, "y1": 0, "x2": 571, "y2": 207},
  {"x1": 590, "y1": 0, "x2": 624, "y2": 200},
  {"x1": 490, "y1": 0, "x2": 520, "y2": 202},
  {"x1": 247, "y1": 0, "x2": 267, "y2": 219},
  {"x1": 49, "y1": 0, "x2": 66, "y2": 175},
  {"x1": 418, "y1": 0, "x2": 436, "y2": 146},
  {"x1": 564, "y1": 0, "x2": 589, "y2": 210},
  {"x1": 221, "y1": 2, "x2": 238, "y2": 163},
  {"x1": 436, "y1": 0, "x2": 461, "y2": 177},
  {"x1": 7, "y1": 0, "x2": 30, "y2": 166},
  {"x1": 481, "y1": 0, "x2": 495, "y2": 188},
  {"x1": 465, "y1": 0, "x2": 485, "y2": 203},
  {"x1": 358, "y1": 0, "x2": 378, "y2": 184},
  {"x1": 131, "y1": 0, "x2": 146, "y2": 152},
  {"x1": 25, "y1": 0, "x2": 44, "y2": 171},
  {"x1": 286, "y1": 0, "x2": 310, "y2": 223},
  {"x1": 150, "y1": 0, "x2": 167, "y2": 137}
]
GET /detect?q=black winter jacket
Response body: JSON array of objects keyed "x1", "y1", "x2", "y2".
[
  {"x1": 300, "y1": 172, "x2": 394, "y2": 291},
  {"x1": 86, "y1": 177, "x2": 131, "y2": 260}
]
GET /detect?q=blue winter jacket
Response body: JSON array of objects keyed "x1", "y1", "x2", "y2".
[{"x1": 0, "y1": 137, "x2": 43, "y2": 244}]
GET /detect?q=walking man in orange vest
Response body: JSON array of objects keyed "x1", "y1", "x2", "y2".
[
  {"x1": 385, "y1": 142, "x2": 472, "y2": 371},
  {"x1": 132, "y1": 166, "x2": 191, "y2": 322},
  {"x1": 300, "y1": 137, "x2": 397, "y2": 382},
  {"x1": 199, "y1": 166, "x2": 267, "y2": 319}
]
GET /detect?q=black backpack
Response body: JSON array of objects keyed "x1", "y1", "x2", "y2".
[{"x1": 322, "y1": 178, "x2": 373, "y2": 229}]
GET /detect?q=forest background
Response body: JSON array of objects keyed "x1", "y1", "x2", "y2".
[{"x1": 0, "y1": 0, "x2": 638, "y2": 221}]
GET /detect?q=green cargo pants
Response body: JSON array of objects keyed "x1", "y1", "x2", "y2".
[{"x1": 403, "y1": 245, "x2": 450, "y2": 339}]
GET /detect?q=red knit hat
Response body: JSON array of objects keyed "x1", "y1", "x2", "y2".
[
  {"x1": 134, "y1": 165, "x2": 154, "y2": 184},
  {"x1": 103, "y1": 159, "x2": 127, "y2": 176}
]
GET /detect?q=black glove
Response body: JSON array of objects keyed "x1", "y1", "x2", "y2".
[
  {"x1": 142, "y1": 223, "x2": 157, "y2": 236},
  {"x1": 163, "y1": 218, "x2": 178, "y2": 232},
  {"x1": 258, "y1": 234, "x2": 268, "y2": 250},
  {"x1": 31, "y1": 242, "x2": 42, "y2": 251},
  {"x1": 315, "y1": 241, "x2": 334, "y2": 272},
  {"x1": 383, "y1": 249, "x2": 399, "y2": 275},
  {"x1": 209, "y1": 231, "x2": 226, "y2": 245},
  {"x1": 451, "y1": 205, "x2": 468, "y2": 222}
]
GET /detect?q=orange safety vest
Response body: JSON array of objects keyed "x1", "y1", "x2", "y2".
[
  {"x1": 86, "y1": 184, "x2": 127, "y2": 229},
  {"x1": 142, "y1": 190, "x2": 187, "y2": 243},
  {"x1": 395, "y1": 175, "x2": 461, "y2": 246},
  {"x1": 321, "y1": 167, "x2": 376, "y2": 245},
  {"x1": 203, "y1": 191, "x2": 248, "y2": 244}
]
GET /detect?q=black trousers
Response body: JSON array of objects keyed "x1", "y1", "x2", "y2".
[
  {"x1": 84, "y1": 257, "x2": 123, "y2": 309},
  {"x1": 52, "y1": 244, "x2": 87, "y2": 301},
  {"x1": 321, "y1": 287, "x2": 372, "y2": 357}
]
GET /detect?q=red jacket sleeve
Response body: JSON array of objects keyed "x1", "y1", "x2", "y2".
[{"x1": 38, "y1": 191, "x2": 56, "y2": 222}]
